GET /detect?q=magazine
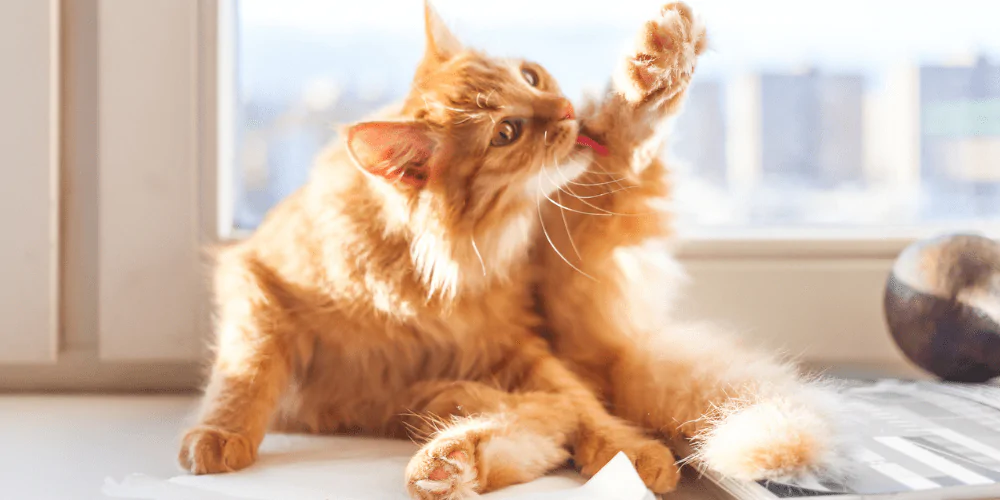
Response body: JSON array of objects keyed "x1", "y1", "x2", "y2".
[{"x1": 703, "y1": 380, "x2": 1000, "y2": 500}]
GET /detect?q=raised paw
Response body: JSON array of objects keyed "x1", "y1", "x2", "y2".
[
  {"x1": 576, "y1": 434, "x2": 680, "y2": 494},
  {"x1": 406, "y1": 436, "x2": 480, "y2": 500},
  {"x1": 178, "y1": 425, "x2": 257, "y2": 475},
  {"x1": 616, "y1": 1, "x2": 707, "y2": 103}
]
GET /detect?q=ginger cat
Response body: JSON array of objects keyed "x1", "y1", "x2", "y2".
[{"x1": 180, "y1": 2, "x2": 846, "y2": 498}]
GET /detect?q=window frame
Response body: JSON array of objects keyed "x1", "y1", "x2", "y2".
[
  {"x1": 0, "y1": 0, "x2": 61, "y2": 364},
  {"x1": 96, "y1": 0, "x2": 211, "y2": 362},
  {"x1": 0, "y1": 0, "x2": 212, "y2": 389}
]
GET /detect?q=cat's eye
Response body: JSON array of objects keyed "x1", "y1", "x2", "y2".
[
  {"x1": 521, "y1": 67, "x2": 539, "y2": 87},
  {"x1": 490, "y1": 119, "x2": 523, "y2": 147}
]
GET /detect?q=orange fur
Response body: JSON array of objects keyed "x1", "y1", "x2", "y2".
[
  {"x1": 181, "y1": 3, "x2": 845, "y2": 498},
  {"x1": 536, "y1": 2, "x2": 848, "y2": 484}
]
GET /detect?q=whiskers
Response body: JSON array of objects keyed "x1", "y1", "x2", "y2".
[
  {"x1": 542, "y1": 159, "x2": 644, "y2": 217},
  {"x1": 475, "y1": 90, "x2": 500, "y2": 111},
  {"x1": 553, "y1": 155, "x2": 657, "y2": 217},
  {"x1": 421, "y1": 93, "x2": 492, "y2": 126},
  {"x1": 556, "y1": 190, "x2": 582, "y2": 262},
  {"x1": 562, "y1": 176, "x2": 627, "y2": 188},
  {"x1": 470, "y1": 237, "x2": 487, "y2": 277},
  {"x1": 538, "y1": 168, "x2": 612, "y2": 217},
  {"x1": 566, "y1": 184, "x2": 637, "y2": 199},
  {"x1": 536, "y1": 173, "x2": 598, "y2": 282},
  {"x1": 533, "y1": 146, "x2": 662, "y2": 280}
]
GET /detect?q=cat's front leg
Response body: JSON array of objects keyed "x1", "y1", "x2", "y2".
[
  {"x1": 614, "y1": 2, "x2": 707, "y2": 110},
  {"x1": 537, "y1": 3, "x2": 706, "y2": 360},
  {"x1": 180, "y1": 324, "x2": 289, "y2": 474},
  {"x1": 534, "y1": 5, "x2": 705, "y2": 337},
  {"x1": 178, "y1": 251, "x2": 295, "y2": 474},
  {"x1": 582, "y1": 2, "x2": 707, "y2": 164}
]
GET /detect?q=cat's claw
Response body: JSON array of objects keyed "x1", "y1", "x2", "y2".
[{"x1": 616, "y1": 1, "x2": 707, "y2": 103}]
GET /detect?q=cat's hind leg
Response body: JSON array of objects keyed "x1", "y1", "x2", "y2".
[
  {"x1": 402, "y1": 350, "x2": 679, "y2": 499},
  {"x1": 402, "y1": 381, "x2": 574, "y2": 499}
]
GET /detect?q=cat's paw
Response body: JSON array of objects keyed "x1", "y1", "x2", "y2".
[
  {"x1": 575, "y1": 433, "x2": 680, "y2": 493},
  {"x1": 178, "y1": 425, "x2": 257, "y2": 474},
  {"x1": 405, "y1": 435, "x2": 480, "y2": 499},
  {"x1": 616, "y1": 2, "x2": 707, "y2": 103}
]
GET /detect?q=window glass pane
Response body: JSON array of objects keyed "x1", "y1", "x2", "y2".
[{"x1": 231, "y1": 0, "x2": 1000, "y2": 233}]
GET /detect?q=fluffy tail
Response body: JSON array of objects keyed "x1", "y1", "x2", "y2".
[
  {"x1": 690, "y1": 375, "x2": 852, "y2": 482},
  {"x1": 611, "y1": 322, "x2": 852, "y2": 483}
]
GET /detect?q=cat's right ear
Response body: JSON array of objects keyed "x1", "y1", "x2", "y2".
[
  {"x1": 346, "y1": 121, "x2": 438, "y2": 188},
  {"x1": 423, "y1": 0, "x2": 462, "y2": 61}
]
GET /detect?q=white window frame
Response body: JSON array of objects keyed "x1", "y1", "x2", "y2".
[
  {"x1": 0, "y1": 0, "x2": 60, "y2": 364},
  {"x1": 8, "y1": 0, "x2": 964, "y2": 389},
  {"x1": 0, "y1": 0, "x2": 213, "y2": 389}
]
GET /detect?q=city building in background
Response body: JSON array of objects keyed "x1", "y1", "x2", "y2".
[
  {"x1": 719, "y1": 70, "x2": 868, "y2": 224},
  {"x1": 672, "y1": 80, "x2": 727, "y2": 186},
  {"x1": 919, "y1": 56, "x2": 1000, "y2": 220},
  {"x1": 728, "y1": 70, "x2": 865, "y2": 189},
  {"x1": 231, "y1": 0, "x2": 1000, "y2": 231}
]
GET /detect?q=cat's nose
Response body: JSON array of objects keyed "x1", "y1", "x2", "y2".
[{"x1": 558, "y1": 99, "x2": 575, "y2": 121}]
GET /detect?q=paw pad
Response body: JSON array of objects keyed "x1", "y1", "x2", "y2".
[{"x1": 409, "y1": 446, "x2": 479, "y2": 499}]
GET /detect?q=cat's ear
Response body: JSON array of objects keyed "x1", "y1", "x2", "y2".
[
  {"x1": 346, "y1": 121, "x2": 438, "y2": 188},
  {"x1": 423, "y1": 0, "x2": 462, "y2": 60}
]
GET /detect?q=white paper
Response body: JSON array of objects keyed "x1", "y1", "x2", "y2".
[{"x1": 103, "y1": 434, "x2": 653, "y2": 500}]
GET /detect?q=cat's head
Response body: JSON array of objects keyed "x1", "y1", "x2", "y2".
[{"x1": 345, "y1": 2, "x2": 593, "y2": 296}]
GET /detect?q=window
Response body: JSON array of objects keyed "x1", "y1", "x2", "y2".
[
  {"x1": 231, "y1": 0, "x2": 1000, "y2": 234},
  {"x1": 202, "y1": 0, "x2": 995, "y2": 378},
  {"x1": 9, "y1": 0, "x2": 998, "y2": 388}
]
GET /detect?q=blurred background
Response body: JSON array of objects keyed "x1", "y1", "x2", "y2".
[
  {"x1": 3, "y1": 2, "x2": 998, "y2": 496},
  {"x1": 231, "y1": 0, "x2": 1000, "y2": 234},
  {"x1": 4, "y1": 0, "x2": 997, "y2": 387}
]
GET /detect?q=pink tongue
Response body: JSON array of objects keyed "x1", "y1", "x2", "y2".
[{"x1": 575, "y1": 134, "x2": 609, "y2": 157}]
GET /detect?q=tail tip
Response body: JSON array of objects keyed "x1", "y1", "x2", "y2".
[{"x1": 696, "y1": 398, "x2": 840, "y2": 482}]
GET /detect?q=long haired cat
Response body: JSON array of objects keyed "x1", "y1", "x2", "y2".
[{"x1": 180, "y1": 2, "x2": 846, "y2": 498}]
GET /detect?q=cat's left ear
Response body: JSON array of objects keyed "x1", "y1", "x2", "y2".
[
  {"x1": 346, "y1": 121, "x2": 439, "y2": 188},
  {"x1": 424, "y1": 0, "x2": 462, "y2": 60}
]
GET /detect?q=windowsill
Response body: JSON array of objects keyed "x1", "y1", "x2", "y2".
[
  {"x1": 4, "y1": 363, "x2": 931, "y2": 499},
  {"x1": 227, "y1": 226, "x2": 998, "y2": 260},
  {"x1": 7, "y1": 395, "x2": 722, "y2": 500},
  {"x1": 676, "y1": 226, "x2": 998, "y2": 259}
]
